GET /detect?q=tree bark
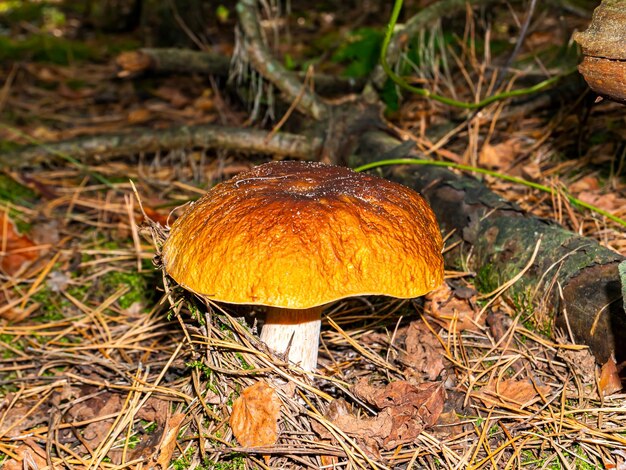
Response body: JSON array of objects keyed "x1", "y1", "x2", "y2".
[{"x1": 349, "y1": 130, "x2": 626, "y2": 364}]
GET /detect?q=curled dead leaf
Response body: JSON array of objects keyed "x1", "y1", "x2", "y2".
[
  {"x1": 142, "y1": 206, "x2": 170, "y2": 227},
  {"x1": 599, "y1": 356, "x2": 622, "y2": 397},
  {"x1": 314, "y1": 380, "x2": 445, "y2": 453},
  {"x1": 0, "y1": 210, "x2": 39, "y2": 276},
  {"x1": 352, "y1": 379, "x2": 445, "y2": 428},
  {"x1": 479, "y1": 139, "x2": 522, "y2": 172},
  {"x1": 155, "y1": 413, "x2": 186, "y2": 468},
  {"x1": 396, "y1": 320, "x2": 446, "y2": 381},
  {"x1": 427, "y1": 283, "x2": 481, "y2": 333},
  {"x1": 230, "y1": 381, "x2": 281, "y2": 448},
  {"x1": 2, "y1": 439, "x2": 48, "y2": 470},
  {"x1": 475, "y1": 378, "x2": 550, "y2": 409}
]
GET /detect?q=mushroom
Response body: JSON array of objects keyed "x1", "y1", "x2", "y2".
[{"x1": 162, "y1": 161, "x2": 444, "y2": 371}]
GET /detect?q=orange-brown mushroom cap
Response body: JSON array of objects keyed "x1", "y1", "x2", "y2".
[{"x1": 162, "y1": 161, "x2": 444, "y2": 309}]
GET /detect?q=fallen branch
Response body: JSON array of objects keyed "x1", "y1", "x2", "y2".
[
  {"x1": 236, "y1": 0, "x2": 329, "y2": 120},
  {"x1": 116, "y1": 48, "x2": 231, "y2": 76},
  {"x1": 115, "y1": 48, "x2": 366, "y2": 96},
  {"x1": 349, "y1": 131, "x2": 625, "y2": 364},
  {"x1": 1, "y1": 124, "x2": 323, "y2": 168}
]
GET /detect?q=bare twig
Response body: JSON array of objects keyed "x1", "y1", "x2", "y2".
[
  {"x1": 1, "y1": 124, "x2": 323, "y2": 168},
  {"x1": 236, "y1": 0, "x2": 329, "y2": 120}
]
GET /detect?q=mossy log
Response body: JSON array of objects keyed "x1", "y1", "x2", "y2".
[{"x1": 350, "y1": 130, "x2": 625, "y2": 364}]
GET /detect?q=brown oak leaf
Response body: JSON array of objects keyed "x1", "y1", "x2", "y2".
[
  {"x1": 599, "y1": 356, "x2": 622, "y2": 397},
  {"x1": 475, "y1": 378, "x2": 550, "y2": 409},
  {"x1": 0, "y1": 211, "x2": 39, "y2": 275},
  {"x1": 230, "y1": 381, "x2": 281, "y2": 447}
]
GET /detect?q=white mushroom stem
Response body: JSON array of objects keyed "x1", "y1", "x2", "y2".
[{"x1": 259, "y1": 306, "x2": 323, "y2": 371}]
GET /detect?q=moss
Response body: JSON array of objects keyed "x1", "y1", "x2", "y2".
[
  {"x1": 30, "y1": 288, "x2": 68, "y2": 322},
  {"x1": 100, "y1": 270, "x2": 151, "y2": 310},
  {"x1": 28, "y1": 263, "x2": 155, "y2": 321},
  {"x1": 0, "y1": 139, "x2": 21, "y2": 153},
  {"x1": 0, "y1": 174, "x2": 36, "y2": 205},
  {"x1": 235, "y1": 352, "x2": 253, "y2": 370},
  {"x1": 172, "y1": 447, "x2": 194, "y2": 470},
  {"x1": 187, "y1": 360, "x2": 212, "y2": 380},
  {"x1": 0, "y1": 35, "x2": 98, "y2": 65},
  {"x1": 204, "y1": 455, "x2": 246, "y2": 470},
  {"x1": 475, "y1": 263, "x2": 499, "y2": 294},
  {"x1": 142, "y1": 420, "x2": 158, "y2": 434},
  {"x1": 0, "y1": 333, "x2": 24, "y2": 359}
]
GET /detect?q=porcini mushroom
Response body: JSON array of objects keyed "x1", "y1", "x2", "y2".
[{"x1": 162, "y1": 161, "x2": 444, "y2": 371}]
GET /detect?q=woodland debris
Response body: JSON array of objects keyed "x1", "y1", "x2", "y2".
[
  {"x1": 599, "y1": 356, "x2": 623, "y2": 397},
  {"x1": 0, "y1": 210, "x2": 39, "y2": 276},
  {"x1": 427, "y1": 282, "x2": 482, "y2": 333},
  {"x1": 2, "y1": 439, "x2": 48, "y2": 470},
  {"x1": 350, "y1": 131, "x2": 625, "y2": 365},
  {"x1": 152, "y1": 413, "x2": 186, "y2": 468},
  {"x1": 230, "y1": 381, "x2": 282, "y2": 448},
  {"x1": 2, "y1": 124, "x2": 323, "y2": 169},
  {"x1": 474, "y1": 378, "x2": 551, "y2": 409},
  {"x1": 116, "y1": 48, "x2": 230, "y2": 77},
  {"x1": 115, "y1": 48, "x2": 365, "y2": 96},
  {"x1": 314, "y1": 380, "x2": 445, "y2": 456}
]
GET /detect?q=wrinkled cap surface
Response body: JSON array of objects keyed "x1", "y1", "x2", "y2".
[{"x1": 162, "y1": 161, "x2": 444, "y2": 309}]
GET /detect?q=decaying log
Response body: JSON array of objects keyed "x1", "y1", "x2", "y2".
[{"x1": 350, "y1": 130, "x2": 626, "y2": 364}]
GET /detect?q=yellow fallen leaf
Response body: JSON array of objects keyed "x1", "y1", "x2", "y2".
[{"x1": 230, "y1": 381, "x2": 281, "y2": 447}]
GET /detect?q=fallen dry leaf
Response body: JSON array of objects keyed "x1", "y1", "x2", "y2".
[
  {"x1": 480, "y1": 139, "x2": 522, "y2": 172},
  {"x1": 353, "y1": 379, "x2": 445, "y2": 428},
  {"x1": 153, "y1": 85, "x2": 191, "y2": 108},
  {"x1": 396, "y1": 321, "x2": 446, "y2": 381},
  {"x1": 0, "y1": 210, "x2": 39, "y2": 276},
  {"x1": 155, "y1": 413, "x2": 186, "y2": 468},
  {"x1": 315, "y1": 380, "x2": 445, "y2": 453},
  {"x1": 427, "y1": 283, "x2": 481, "y2": 333},
  {"x1": 599, "y1": 356, "x2": 622, "y2": 397},
  {"x1": 475, "y1": 378, "x2": 550, "y2": 409},
  {"x1": 559, "y1": 346, "x2": 597, "y2": 379},
  {"x1": 142, "y1": 206, "x2": 170, "y2": 227},
  {"x1": 576, "y1": 191, "x2": 625, "y2": 214},
  {"x1": 2, "y1": 439, "x2": 48, "y2": 470},
  {"x1": 230, "y1": 381, "x2": 281, "y2": 448},
  {"x1": 128, "y1": 108, "x2": 153, "y2": 124},
  {"x1": 193, "y1": 93, "x2": 215, "y2": 112},
  {"x1": 569, "y1": 175, "x2": 600, "y2": 193},
  {"x1": 0, "y1": 401, "x2": 52, "y2": 438},
  {"x1": 433, "y1": 409, "x2": 465, "y2": 438},
  {"x1": 80, "y1": 394, "x2": 123, "y2": 445}
]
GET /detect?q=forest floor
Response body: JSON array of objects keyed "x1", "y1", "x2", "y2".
[{"x1": 0, "y1": 1, "x2": 625, "y2": 469}]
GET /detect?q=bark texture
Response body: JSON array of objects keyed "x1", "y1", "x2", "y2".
[
  {"x1": 350, "y1": 131, "x2": 625, "y2": 364},
  {"x1": 1, "y1": 125, "x2": 323, "y2": 168}
]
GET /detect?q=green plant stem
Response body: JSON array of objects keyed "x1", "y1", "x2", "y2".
[
  {"x1": 381, "y1": 0, "x2": 571, "y2": 109},
  {"x1": 355, "y1": 158, "x2": 626, "y2": 228}
]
